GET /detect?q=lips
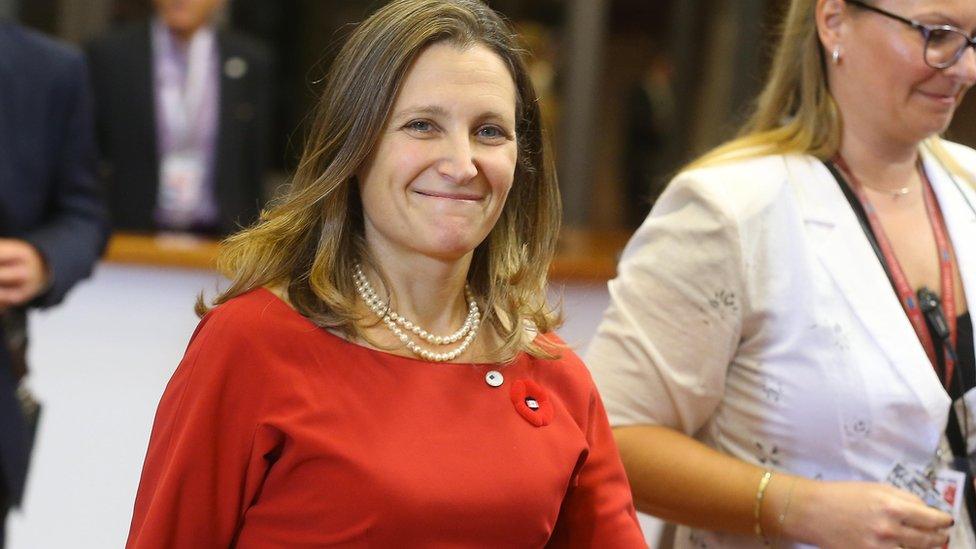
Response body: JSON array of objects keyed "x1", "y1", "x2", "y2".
[
  {"x1": 917, "y1": 89, "x2": 959, "y2": 106},
  {"x1": 413, "y1": 190, "x2": 484, "y2": 201}
]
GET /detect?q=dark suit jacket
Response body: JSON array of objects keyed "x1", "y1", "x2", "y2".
[
  {"x1": 86, "y1": 21, "x2": 273, "y2": 235},
  {"x1": 0, "y1": 22, "x2": 109, "y2": 505}
]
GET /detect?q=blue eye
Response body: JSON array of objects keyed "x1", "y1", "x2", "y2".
[
  {"x1": 477, "y1": 125, "x2": 506, "y2": 139},
  {"x1": 405, "y1": 120, "x2": 433, "y2": 132}
]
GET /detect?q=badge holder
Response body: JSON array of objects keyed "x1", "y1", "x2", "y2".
[{"x1": 157, "y1": 152, "x2": 205, "y2": 230}]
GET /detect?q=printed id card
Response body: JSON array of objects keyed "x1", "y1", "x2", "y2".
[
  {"x1": 887, "y1": 462, "x2": 966, "y2": 520},
  {"x1": 158, "y1": 153, "x2": 205, "y2": 226}
]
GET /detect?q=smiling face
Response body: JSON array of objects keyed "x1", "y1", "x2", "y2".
[
  {"x1": 357, "y1": 42, "x2": 518, "y2": 265},
  {"x1": 826, "y1": 0, "x2": 976, "y2": 147}
]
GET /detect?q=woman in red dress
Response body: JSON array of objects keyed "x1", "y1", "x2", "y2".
[{"x1": 125, "y1": 0, "x2": 646, "y2": 547}]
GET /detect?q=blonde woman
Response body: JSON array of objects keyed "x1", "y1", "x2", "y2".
[
  {"x1": 124, "y1": 0, "x2": 646, "y2": 547},
  {"x1": 587, "y1": 0, "x2": 976, "y2": 547}
]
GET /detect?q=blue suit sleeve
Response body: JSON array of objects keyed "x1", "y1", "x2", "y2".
[{"x1": 24, "y1": 50, "x2": 109, "y2": 308}]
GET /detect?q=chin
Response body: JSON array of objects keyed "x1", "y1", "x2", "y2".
[
  {"x1": 923, "y1": 118, "x2": 955, "y2": 139},
  {"x1": 420, "y1": 234, "x2": 485, "y2": 262},
  {"x1": 418, "y1": 221, "x2": 491, "y2": 256},
  {"x1": 164, "y1": 15, "x2": 197, "y2": 31},
  {"x1": 900, "y1": 115, "x2": 953, "y2": 143}
]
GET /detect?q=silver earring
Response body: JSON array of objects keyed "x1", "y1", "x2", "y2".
[{"x1": 832, "y1": 47, "x2": 841, "y2": 65}]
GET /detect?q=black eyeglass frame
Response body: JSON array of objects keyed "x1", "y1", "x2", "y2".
[{"x1": 845, "y1": 0, "x2": 976, "y2": 69}]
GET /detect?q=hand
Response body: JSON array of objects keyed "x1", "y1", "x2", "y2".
[
  {"x1": 0, "y1": 239, "x2": 50, "y2": 309},
  {"x1": 786, "y1": 479, "x2": 952, "y2": 549}
]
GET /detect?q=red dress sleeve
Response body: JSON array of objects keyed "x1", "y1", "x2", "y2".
[
  {"x1": 547, "y1": 385, "x2": 648, "y2": 548},
  {"x1": 126, "y1": 307, "x2": 285, "y2": 548}
]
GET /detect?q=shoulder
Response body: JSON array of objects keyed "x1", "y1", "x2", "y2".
[
  {"x1": 660, "y1": 152, "x2": 811, "y2": 225},
  {"x1": 1, "y1": 23, "x2": 79, "y2": 62},
  {"x1": 524, "y1": 333, "x2": 599, "y2": 409},
  {"x1": 678, "y1": 152, "x2": 792, "y2": 182},
  {"x1": 932, "y1": 139, "x2": 976, "y2": 167},
  {"x1": 156, "y1": 290, "x2": 315, "y2": 421},
  {"x1": 198, "y1": 288, "x2": 312, "y2": 343},
  {"x1": 1, "y1": 23, "x2": 84, "y2": 76},
  {"x1": 185, "y1": 288, "x2": 320, "y2": 378},
  {"x1": 670, "y1": 153, "x2": 797, "y2": 202}
]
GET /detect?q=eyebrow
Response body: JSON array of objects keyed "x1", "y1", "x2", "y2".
[
  {"x1": 393, "y1": 105, "x2": 515, "y2": 124},
  {"x1": 915, "y1": 11, "x2": 975, "y2": 33},
  {"x1": 395, "y1": 105, "x2": 450, "y2": 119}
]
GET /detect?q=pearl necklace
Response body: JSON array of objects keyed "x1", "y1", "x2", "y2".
[{"x1": 353, "y1": 264, "x2": 481, "y2": 362}]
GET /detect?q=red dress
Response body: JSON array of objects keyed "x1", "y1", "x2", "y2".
[{"x1": 126, "y1": 289, "x2": 646, "y2": 548}]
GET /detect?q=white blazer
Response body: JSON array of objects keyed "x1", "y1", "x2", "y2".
[{"x1": 586, "y1": 142, "x2": 976, "y2": 548}]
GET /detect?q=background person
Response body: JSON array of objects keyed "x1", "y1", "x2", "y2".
[
  {"x1": 0, "y1": 19, "x2": 109, "y2": 547},
  {"x1": 587, "y1": 0, "x2": 976, "y2": 547},
  {"x1": 86, "y1": 0, "x2": 273, "y2": 236},
  {"x1": 126, "y1": 1, "x2": 646, "y2": 547}
]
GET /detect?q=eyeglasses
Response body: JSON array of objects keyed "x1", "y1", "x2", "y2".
[{"x1": 846, "y1": 0, "x2": 976, "y2": 69}]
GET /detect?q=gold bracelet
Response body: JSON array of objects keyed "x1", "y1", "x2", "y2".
[
  {"x1": 772, "y1": 476, "x2": 798, "y2": 548},
  {"x1": 754, "y1": 470, "x2": 773, "y2": 543}
]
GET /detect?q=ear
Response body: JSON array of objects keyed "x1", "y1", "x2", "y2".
[{"x1": 816, "y1": 0, "x2": 848, "y2": 53}]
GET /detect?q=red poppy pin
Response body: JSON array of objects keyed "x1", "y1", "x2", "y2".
[{"x1": 510, "y1": 379, "x2": 553, "y2": 427}]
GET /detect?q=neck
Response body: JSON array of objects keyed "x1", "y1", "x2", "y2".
[
  {"x1": 838, "y1": 124, "x2": 921, "y2": 191},
  {"x1": 167, "y1": 24, "x2": 205, "y2": 46},
  {"x1": 361, "y1": 248, "x2": 473, "y2": 336}
]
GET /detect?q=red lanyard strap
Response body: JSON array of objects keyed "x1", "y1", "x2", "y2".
[{"x1": 833, "y1": 155, "x2": 957, "y2": 387}]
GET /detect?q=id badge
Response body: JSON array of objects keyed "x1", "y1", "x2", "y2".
[
  {"x1": 886, "y1": 462, "x2": 962, "y2": 518},
  {"x1": 158, "y1": 153, "x2": 205, "y2": 225}
]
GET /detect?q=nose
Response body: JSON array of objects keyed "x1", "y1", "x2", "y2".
[
  {"x1": 436, "y1": 135, "x2": 479, "y2": 183},
  {"x1": 948, "y1": 45, "x2": 976, "y2": 87}
]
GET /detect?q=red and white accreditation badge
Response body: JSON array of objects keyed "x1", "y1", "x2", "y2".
[{"x1": 158, "y1": 153, "x2": 205, "y2": 227}]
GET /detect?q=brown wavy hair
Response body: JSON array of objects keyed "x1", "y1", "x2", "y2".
[{"x1": 198, "y1": 0, "x2": 562, "y2": 362}]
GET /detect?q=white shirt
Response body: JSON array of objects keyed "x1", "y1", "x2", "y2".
[
  {"x1": 150, "y1": 18, "x2": 221, "y2": 230},
  {"x1": 586, "y1": 142, "x2": 976, "y2": 548}
]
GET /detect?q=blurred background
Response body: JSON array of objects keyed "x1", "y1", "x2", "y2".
[
  {"x1": 13, "y1": 0, "x2": 976, "y2": 228},
  {"x1": 4, "y1": 0, "x2": 976, "y2": 547}
]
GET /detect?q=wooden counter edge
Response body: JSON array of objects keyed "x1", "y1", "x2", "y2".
[{"x1": 104, "y1": 231, "x2": 631, "y2": 282}]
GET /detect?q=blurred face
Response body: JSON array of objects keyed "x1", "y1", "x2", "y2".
[
  {"x1": 827, "y1": 0, "x2": 976, "y2": 146},
  {"x1": 357, "y1": 42, "x2": 518, "y2": 263},
  {"x1": 153, "y1": 0, "x2": 225, "y2": 37}
]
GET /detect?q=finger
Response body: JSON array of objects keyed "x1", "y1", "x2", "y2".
[
  {"x1": 899, "y1": 504, "x2": 954, "y2": 530},
  {"x1": 0, "y1": 265, "x2": 27, "y2": 286},
  {"x1": 885, "y1": 487, "x2": 954, "y2": 529},
  {"x1": 0, "y1": 238, "x2": 23, "y2": 251},
  {"x1": 0, "y1": 240, "x2": 34, "y2": 264},
  {"x1": 0, "y1": 252, "x2": 24, "y2": 265},
  {"x1": 893, "y1": 522, "x2": 950, "y2": 549},
  {"x1": 0, "y1": 288, "x2": 30, "y2": 308},
  {"x1": 0, "y1": 294, "x2": 18, "y2": 309}
]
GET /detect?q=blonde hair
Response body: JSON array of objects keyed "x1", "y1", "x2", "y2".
[
  {"x1": 198, "y1": 0, "x2": 562, "y2": 362},
  {"x1": 687, "y1": 0, "x2": 975, "y2": 179}
]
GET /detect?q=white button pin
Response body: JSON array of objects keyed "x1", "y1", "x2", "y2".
[
  {"x1": 224, "y1": 57, "x2": 248, "y2": 79},
  {"x1": 485, "y1": 370, "x2": 504, "y2": 387}
]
